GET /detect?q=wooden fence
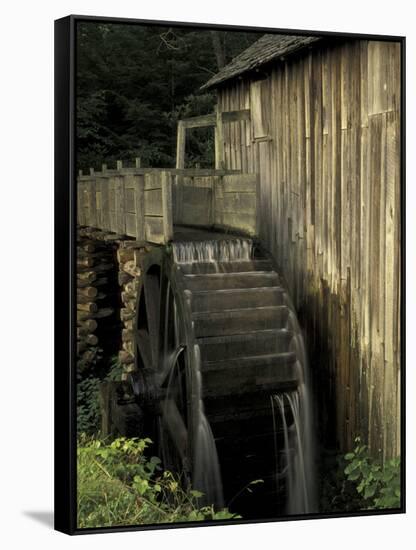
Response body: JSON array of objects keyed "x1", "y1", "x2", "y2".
[{"x1": 77, "y1": 167, "x2": 259, "y2": 243}]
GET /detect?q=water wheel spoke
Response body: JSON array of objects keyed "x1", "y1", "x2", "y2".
[
  {"x1": 158, "y1": 345, "x2": 186, "y2": 388},
  {"x1": 136, "y1": 329, "x2": 153, "y2": 371},
  {"x1": 161, "y1": 398, "x2": 188, "y2": 462},
  {"x1": 144, "y1": 274, "x2": 160, "y2": 364}
]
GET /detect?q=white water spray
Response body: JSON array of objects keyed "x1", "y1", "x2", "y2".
[{"x1": 172, "y1": 238, "x2": 253, "y2": 269}]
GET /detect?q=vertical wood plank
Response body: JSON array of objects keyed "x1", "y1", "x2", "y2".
[
  {"x1": 215, "y1": 104, "x2": 224, "y2": 170},
  {"x1": 176, "y1": 121, "x2": 186, "y2": 169},
  {"x1": 161, "y1": 171, "x2": 173, "y2": 243},
  {"x1": 100, "y1": 176, "x2": 110, "y2": 231},
  {"x1": 135, "y1": 175, "x2": 145, "y2": 241},
  {"x1": 88, "y1": 177, "x2": 97, "y2": 228}
]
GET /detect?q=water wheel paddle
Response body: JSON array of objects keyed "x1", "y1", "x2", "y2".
[{"x1": 130, "y1": 236, "x2": 311, "y2": 516}]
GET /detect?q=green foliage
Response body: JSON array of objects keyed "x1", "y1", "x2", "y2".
[
  {"x1": 344, "y1": 437, "x2": 401, "y2": 509},
  {"x1": 105, "y1": 355, "x2": 124, "y2": 381},
  {"x1": 77, "y1": 375, "x2": 102, "y2": 434},
  {"x1": 319, "y1": 451, "x2": 365, "y2": 513},
  {"x1": 77, "y1": 23, "x2": 259, "y2": 171},
  {"x1": 77, "y1": 355, "x2": 123, "y2": 436},
  {"x1": 77, "y1": 436, "x2": 238, "y2": 528}
]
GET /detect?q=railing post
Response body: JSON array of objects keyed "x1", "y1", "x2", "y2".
[
  {"x1": 161, "y1": 171, "x2": 173, "y2": 243},
  {"x1": 176, "y1": 121, "x2": 186, "y2": 169}
]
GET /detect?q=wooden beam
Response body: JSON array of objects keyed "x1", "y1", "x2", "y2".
[
  {"x1": 182, "y1": 113, "x2": 216, "y2": 128},
  {"x1": 161, "y1": 171, "x2": 173, "y2": 242},
  {"x1": 78, "y1": 168, "x2": 242, "y2": 180},
  {"x1": 222, "y1": 109, "x2": 251, "y2": 123},
  {"x1": 176, "y1": 121, "x2": 186, "y2": 169},
  {"x1": 215, "y1": 106, "x2": 224, "y2": 169},
  {"x1": 179, "y1": 109, "x2": 250, "y2": 128},
  {"x1": 135, "y1": 176, "x2": 145, "y2": 241}
]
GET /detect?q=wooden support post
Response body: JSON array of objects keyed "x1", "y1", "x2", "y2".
[
  {"x1": 161, "y1": 171, "x2": 173, "y2": 243},
  {"x1": 215, "y1": 106, "x2": 224, "y2": 170},
  {"x1": 89, "y1": 167, "x2": 94, "y2": 176},
  {"x1": 136, "y1": 176, "x2": 145, "y2": 241},
  {"x1": 101, "y1": 163, "x2": 107, "y2": 173},
  {"x1": 255, "y1": 172, "x2": 261, "y2": 237},
  {"x1": 135, "y1": 157, "x2": 141, "y2": 169},
  {"x1": 176, "y1": 121, "x2": 186, "y2": 169},
  {"x1": 115, "y1": 176, "x2": 125, "y2": 235},
  {"x1": 117, "y1": 160, "x2": 123, "y2": 171},
  {"x1": 88, "y1": 178, "x2": 97, "y2": 228}
]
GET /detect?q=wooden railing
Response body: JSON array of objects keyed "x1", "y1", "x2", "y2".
[
  {"x1": 173, "y1": 173, "x2": 259, "y2": 236},
  {"x1": 77, "y1": 166, "x2": 259, "y2": 244}
]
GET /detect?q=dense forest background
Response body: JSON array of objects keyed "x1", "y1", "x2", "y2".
[{"x1": 77, "y1": 23, "x2": 260, "y2": 171}]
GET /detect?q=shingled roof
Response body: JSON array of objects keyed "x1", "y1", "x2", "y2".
[{"x1": 201, "y1": 34, "x2": 321, "y2": 90}]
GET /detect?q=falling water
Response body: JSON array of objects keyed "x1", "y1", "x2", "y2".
[
  {"x1": 270, "y1": 290, "x2": 316, "y2": 514},
  {"x1": 170, "y1": 237, "x2": 316, "y2": 514},
  {"x1": 161, "y1": 276, "x2": 224, "y2": 508},
  {"x1": 191, "y1": 343, "x2": 224, "y2": 509},
  {"x1": 172, "y1": 238, "x2": 253, "y2": 268},
  {"x1": 170, "y1": 239, "x2": 255, "y2": 508}
]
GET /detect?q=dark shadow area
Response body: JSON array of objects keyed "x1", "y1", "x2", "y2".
[{"x1": 23, "y1": 510, "x2": 54, "y2": 529}]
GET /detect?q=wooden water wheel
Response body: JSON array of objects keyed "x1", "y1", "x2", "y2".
[{"x1": 129, "y1": 237, "x2": 307, "y2": 517}]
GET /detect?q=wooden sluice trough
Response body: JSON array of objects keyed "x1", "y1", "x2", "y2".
[{"x1": 77, "y1": 165, "x2": 311, "y2": 516}]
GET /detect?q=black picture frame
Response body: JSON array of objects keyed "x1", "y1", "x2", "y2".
[{"x1": 54, "y1": 14, "x2": 406, "y2": 535}]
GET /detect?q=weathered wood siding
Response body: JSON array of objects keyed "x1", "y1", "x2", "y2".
[
  {"x1": 218, "y1": 39, "x2": 401, "y2": 459},
  {"x1": 173, "y1": 175, "x2": 217, "y2": 227},
  {"x1": 214, "y1": 174, "x2": 259, "y2": 235},
  {"x1": 77, "y1": 169, "x2": 174, "y2": 244},
  {"x1": 172, "y1": 173, "x2": 259, "y2": 236}
]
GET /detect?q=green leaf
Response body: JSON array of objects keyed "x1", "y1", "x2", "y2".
[
  {"x1": 345, "y1": 461, "x2": 359, "y2": 475},
  {"x1": 133, "y1": 476, "x2": 149, "y2": 495},
  {"x1": 364, "y1": 485, "x2": 376, "y2": 499},
  {"x1": 347, "y1": 471, "x2": 361, "y2": 481}
]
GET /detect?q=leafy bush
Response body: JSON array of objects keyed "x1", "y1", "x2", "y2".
[
  {"x1": 77, "y1": 375, "x2": 101, "y2": 434},
  {"x1": 77, "y1": 436, "x2": 238, "y2": 528},
  {"x1": 77, "y1": 355, "x2": 123, "y2": 436},
  {"x1": 344, "y1": 437, "x2": 401, "y2": 509},
  {"x1": 319, "y1": 452, "x2": 365, "y2": 513}
]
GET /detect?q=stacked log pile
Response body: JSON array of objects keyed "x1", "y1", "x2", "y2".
[
  {"x1": 116, "y1": 241, "x2": 149, "y2": 380},
  {"x1": 77, "y1": 228, "x2": 121, "y2": 371}
]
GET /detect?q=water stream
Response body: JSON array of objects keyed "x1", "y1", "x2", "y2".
[
  {"x1": 270, "y1": 293, "x2": 316, "y2": 514},
  {"x1": 168, "y1": 237, "x2": 316, "y2": 515},
  {"x1": 172, "y1": 238, "x2": 253, "y2": 269},
  {"x1": 191, "y1": 343, "x2": 224, "y2": 509},
  {"x1": 171, "y1": 239, "x2": 255, "y2": 508}
]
